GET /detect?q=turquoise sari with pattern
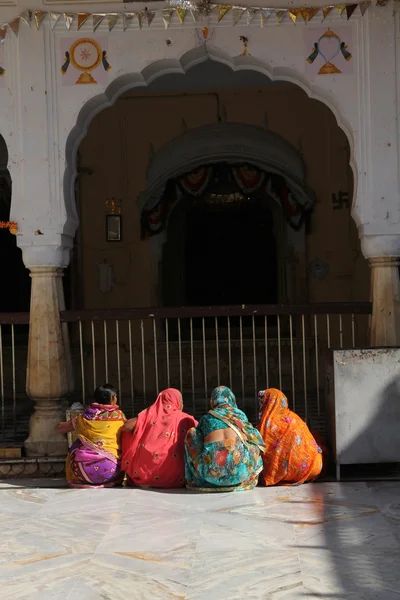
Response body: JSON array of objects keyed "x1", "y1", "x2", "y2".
[{"x1": 184, "y1": 386, "x2": 265, "y2": 492}]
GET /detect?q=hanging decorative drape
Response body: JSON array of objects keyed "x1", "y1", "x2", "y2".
[
  {"x1": 232, "y1": 165, "x2": 265, "y2": 194},
  {"x1": 141, "y1": 179, "x2": 178, "y2": 238},
  {"x1": 141, "y1": 162, "x2": 313, "y2": 238},
  {"x1": 179, "y1": 166, "x2": 213, "y2": 196}
]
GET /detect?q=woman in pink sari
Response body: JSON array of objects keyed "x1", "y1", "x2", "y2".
[{"x1": 122, "y1": 388, "x2": 197, "y2": 488}]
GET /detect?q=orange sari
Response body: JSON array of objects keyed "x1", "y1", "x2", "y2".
[{"x1": 257, "y1": 388, "x2": 323, "y2": 486}]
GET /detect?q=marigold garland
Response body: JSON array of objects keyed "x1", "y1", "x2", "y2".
[{"x1": 0, "y1": 221, "x2": 18, "y2": 234}]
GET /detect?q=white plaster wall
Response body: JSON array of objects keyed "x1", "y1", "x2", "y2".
[{"x1": 0, "y1": 1, "x2": 398, "y2": 266}]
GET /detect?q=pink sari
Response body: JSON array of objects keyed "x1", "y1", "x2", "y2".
[{"x1": 122, "y1": 388, "x2": 197, "y2": 488}]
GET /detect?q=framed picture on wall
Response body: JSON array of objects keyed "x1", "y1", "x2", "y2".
[{"x1": 106, "y1": 214, "x2": 122, "y2": 242}]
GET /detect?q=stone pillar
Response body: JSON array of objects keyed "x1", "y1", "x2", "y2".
[
  {"x1": 22, "y1": 244, "x2": 73, "y2": 457},
  {"x1": 361, "y1": 235, "x2": 400, "y2": 347}
]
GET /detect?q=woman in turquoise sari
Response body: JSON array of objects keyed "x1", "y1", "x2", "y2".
[{"x1": 184, "y1": 386, "x2": 265, "y2": 492}]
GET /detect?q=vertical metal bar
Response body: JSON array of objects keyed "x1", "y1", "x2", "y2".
[
  {"x1": 11, "y1": 324, "x2": 16, "y2": 437},
  {"x1": 91, "y1": 320, "x2": 97, "y2": 391},
  {"x1": 326, "y1": 314, "x2": 331, "y2": 348},
  {"x1": 165, "y1": 319, "x2": 170, "y2": 388},
  {"x1": 215, "y1": 317, "x2": 220, "y2": 386},
  {"x1": 277, "y1": 315, "x2": 282, "y2": 391},
  {"x1": 128, "y1": 320, "x2": 134, "y2": 415},
  {"x1": 103, "y1": 321, "x2": 108, "y2": 382},
  {"x1": 339, "y1": 314, "x2": 343, "y2": 348},
  {"x1": 79, "y1": 321, "x2": 85, "y2": 404},
  {"x1": 302, "y1": 314, "x2": 308, "y2": 423},
  {"x1": 190, "y1": 318, "x2": 195, "y2": 415},
  {"x1": 153, "y1": 319, "x2": 159, "y2": 395},
  {"x1": 202, "y1": 317, "x2": 208, "y2": 409},
  {"x1": 314, "y1": 314, "x2": 320, "y2": 417},
  {"x1": 289, "y1": 315, "x2": 295, "y2": 412},
  {"x1": 351, "y1": 314, "x2": 355, "y2": 348},
  {"x1": 116, "y1": 320, "x2": 122, "y2": 405},
  {"x1": 227, "y1": 316, "x2": 232, "y2": 390},
  {"x1": 178, "y1": 318, "x2": 183, "y2": 392},
  {"x1": 252, "y1": 315, "x2": 257, "y2": 415},
  {"x1": 264, "y1": 316, "x2": 269, "y2": 390},
  {"x1": 141, "y1": 319, "x2": 146, "y2": 403},
  {"x1": 240, "y1": 316, "x2": 245, "y2": 402},
  {"x1": 0, "y1": 325, "x2": 3, "y2": 442}
]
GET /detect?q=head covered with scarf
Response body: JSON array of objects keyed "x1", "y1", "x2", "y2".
[{"x1": 208, "y1": 386, "x2": 265, "y2": 452}]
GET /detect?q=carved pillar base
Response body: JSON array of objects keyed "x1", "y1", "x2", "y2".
[
  {"x1": 24, "y1": 267, "x2": 70, "y2": 457},
  {"x1": 369, "y1": 257, "x2": 400, "y2": 347},
  {"x1": 24, "y1": 400, "x2": 68, "y2": 457}
]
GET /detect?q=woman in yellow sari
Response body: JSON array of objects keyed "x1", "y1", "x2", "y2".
[{"x1": 56, "y1": 384, "x2": 126, "y2": 488}]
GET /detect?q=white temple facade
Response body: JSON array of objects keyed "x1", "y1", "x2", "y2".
[{"x1": 0, "y1": 0, "x2": 399, "y2": 457}]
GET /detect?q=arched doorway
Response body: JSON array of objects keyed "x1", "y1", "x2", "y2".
[
  {"x1": 139, "y1": 122, "x2": 314, "y2": 310},
  {"x1": 73, "y1": 56, "x2": 368, "y2": 313},
  {"x1": 162, "y1": 165, "x2": 278, "y2": 310},
  {"x1": 69, "y1": 57, "x2": 369, "y2": 421}
]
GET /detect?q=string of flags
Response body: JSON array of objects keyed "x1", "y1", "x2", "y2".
[{"x1": 0, "y1": 1, "x2": 372, "y2": 42}]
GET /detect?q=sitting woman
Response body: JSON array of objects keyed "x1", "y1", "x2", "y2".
[
  {"x1": 56, "y1": 384, "x2": 126, "y2": 488},
  {"x1": 121, "y1": 388, "x2": 197, "y2": 488},
  {"x1": 257, "y1": 388, "x2": 326, "y2": 486},
  {"x1": 184, "y1": 386, "x2": 265, "y2": 492}
]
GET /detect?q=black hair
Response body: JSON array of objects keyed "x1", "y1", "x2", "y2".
[{"x1": 94, "y1": 383, "x2": 117, "y2": 404}]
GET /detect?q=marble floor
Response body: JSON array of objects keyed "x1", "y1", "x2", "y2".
[{"x1": 0, "y1": 479, "x2": 400, "y2": 599}]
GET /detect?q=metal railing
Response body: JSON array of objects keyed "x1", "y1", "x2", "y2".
[
  {"x1": 63, "y1": 303, "x2": 372, "y2": 430},
  {"x1": 0, "y1": 313, "x2": 30, "y2": 445},
  {"x1": 0, "y1": 303, "x2": 372, "y2": 446}
]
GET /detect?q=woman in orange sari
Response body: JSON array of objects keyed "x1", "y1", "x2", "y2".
[{"x1": 257, "y1": 388, "x2": 324, "y2": 486}]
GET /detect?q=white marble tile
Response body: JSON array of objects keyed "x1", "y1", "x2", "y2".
[
  {"x1": 0, "y1": 480, "x2": 399, "y2": 599},
  {"x1": 67, "y1": 552, "x2": 189, "y2": 599},
  {"x1": 0, "y1": 553, "x2": 93, "y2": 599},
  {"x1": 187, "y1": 547, "x2": 303, "y2": 600}
]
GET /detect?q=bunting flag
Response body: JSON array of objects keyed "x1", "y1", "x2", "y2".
[
  {"x1": 93, "y1": 14, "x2": 106, "y2": 32},
  {"x1": 8, "y1": 17, "x2": 20, "y2": 37},
  {"x1": 176, "y1": 7, "x2": 187, "y2": 23},
  {"x1": 335, "y1": 5, "x2": 346, "y2": 16},
  {"x1": 191, "y1": 9, "x2": 201, "y2": 22},
  {"x1": 123, "y1": 13, "x2": 135, "y2": 31},
  {"x1": 307, "y1": 8, "x2": 320, "y2": 21},
  {"x1": 346, "y1": 3, "x2": 358, "y2": 19},
  {"x1": 77, "y1": 13, "x2": 91, "y2": 31},
  {"x1": 260, "y1": 8, "x2": 272, "y2": 26},
  {"x1": 49, "y1": 13, "x2": 62, "y2": 30},
  {"x1": 322, "y1": 6, "x2": 333, "y2": 20},
  {"x1": 247, "y1": 8, "x2": 258, "y2": 25},
  {"x1": 0, "y1": 1, "x2": 373, "y2": 45},
  {"x1": 218, "y1": 5, "x2": 231, "y2": 22},
  {"x1": 64, "y1": 13, "x2": 75, "y2": 31},
  {"x1": 34, "y1": 11, "x2": 46, "y2": 30},
  {"x1": 146, "y1": 10, "x2": 156, "y2": 26},
  {"x1": 232, "y1": 6, "x2": 246, "y2": 25},
  {"x1": 108, "y1": 14, "x2": 119, "y2": 31},
  {"x1": 19, "y1": 11, "x2": 32, "y2": 27},
  {"x1": 297, "y1": 8, "x2": 309, "y2": 22},
  {"x1": 276, "y1": 9, "x2": 287, "y2": 26},
  {"x1": 137, "y1": 12, "x2": 145, "y2": 29},
  {"x1": 162, "y1": 8, "x2": 174, "y2": 28},
  {"x1": 0, "y1": 26, "x2": 7, "y2": 45}
]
